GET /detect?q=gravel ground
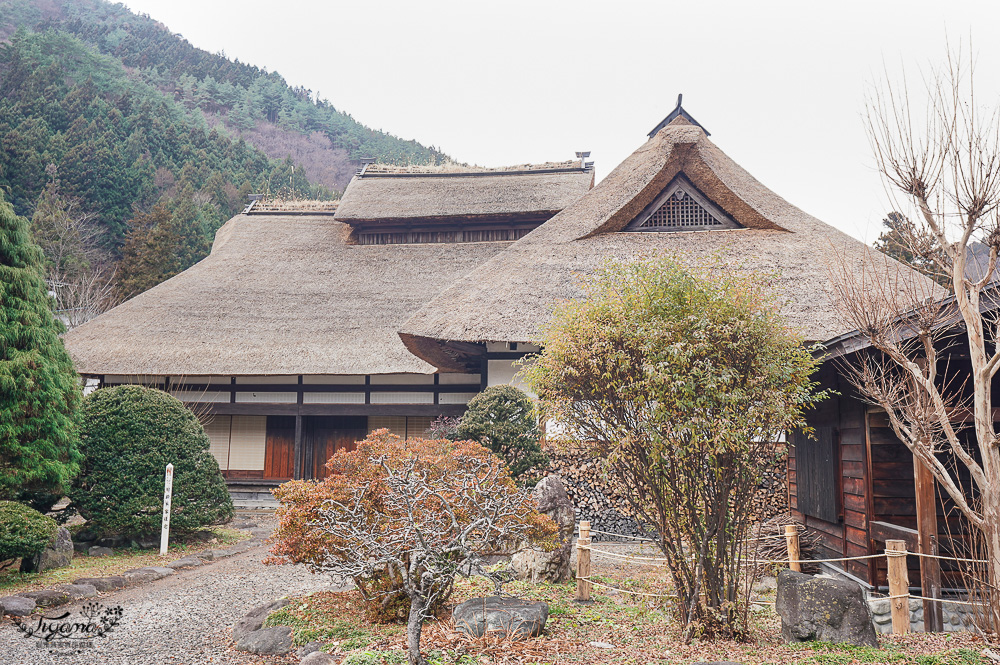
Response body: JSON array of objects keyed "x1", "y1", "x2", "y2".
[{"x1": 0, "y1": 518, "x2": 336, "y2": 665}]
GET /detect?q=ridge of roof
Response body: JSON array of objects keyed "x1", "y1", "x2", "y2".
[{"x1": 648, "y1": 94, "x2": 711, "y2": 138}]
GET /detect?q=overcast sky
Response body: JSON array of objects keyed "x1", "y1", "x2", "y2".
[{"x1": 121, "y1": 0, "x2": 1000, "y2": 244}]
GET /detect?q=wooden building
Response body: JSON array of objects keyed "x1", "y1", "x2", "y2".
[{"x1": 61, "y1": 160, "x2": 594, "y2": 485}]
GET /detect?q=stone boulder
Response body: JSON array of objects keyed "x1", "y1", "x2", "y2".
[
  {"x1": 53, "y1": 583, "x2": 97, "y2": 600},
  {"x1": 776, "y1": 570, "x2": 878, "y2": 647},
  {"x1": 88, "y1": 546, "x2": 113, "y2": 557},
  {"x1": 510, "y1": 475, "x2": 576, "y2": 583},
  {"x1": 233, "y1": 598, "x2": 290, "y2": 641},
  {"x1": 22, "y1": 588, "x2": 71, "y2": 608},
  {"x1": 236, "y1": 626, "x2": 293, "y2": 654},
  {"x1": 0, "y1": 596, "x2": 36, "y2": 616},
  {"x1": 74, "y1": 576, "x2": 126, "y2": 592},
  {"x1": 300, "y1": 651, "x2": 337, "y2": 665},
  {"x1": 20, "y1": 526, "x2": 73, "y2": 573},
  {"x1": 453, "y1": 596, "x2": 548, "y2": 639}
]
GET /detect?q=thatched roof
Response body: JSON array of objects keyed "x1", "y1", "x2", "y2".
[
  {"x1": 334, "y1": 162, "x2": 595, "y2": 223},
  {"x1": 62, "y1": 214, "x2": 508, "y2": 376},
  {"x1": 400, "y1": 117, "x2": 945, "y2": 369}
]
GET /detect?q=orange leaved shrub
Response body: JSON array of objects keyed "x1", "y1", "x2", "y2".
[{"x1": 267, "y1": 429, "x2": 557, "y2": 623}]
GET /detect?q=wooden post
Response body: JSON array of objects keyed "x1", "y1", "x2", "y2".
[
  {"x1": 160, "y1": 463, "x2": 173, "y2": 556},
  {"x1": 913, "y1": 457, "x2": 943, "y2": 632},
  {"x1": 886, "y1": 539, "x2": 910, "y2": 635},
  {"x1": 575, "y1": 520, "x2": 591, "y2": 602},
  {"x1": 785, "y1": 524, "x2": 801, "y2": 572}
]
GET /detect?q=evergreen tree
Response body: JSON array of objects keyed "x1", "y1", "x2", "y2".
[{"x1": 0, "y1": 190, "x2": 82, "y2": 499}]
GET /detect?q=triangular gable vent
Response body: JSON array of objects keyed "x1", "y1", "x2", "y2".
[{"x1": 625, "y1": 175, "x2": 742, "y2": 232}]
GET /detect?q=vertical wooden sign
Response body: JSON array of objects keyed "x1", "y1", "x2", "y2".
[{"x1": 160, "y1": 463, "x2": 174, "y2": 556}]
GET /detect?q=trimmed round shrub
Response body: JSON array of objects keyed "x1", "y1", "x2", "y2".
[
  {"x1": 70, "y1": 385, "x2": 233, "y2": 537},
  {"x1": 0, "y1": 500, "x2": 57, "y2": 566},
  {"x1": 456, "y1": 385, "x2": 547, "y2": 483}
]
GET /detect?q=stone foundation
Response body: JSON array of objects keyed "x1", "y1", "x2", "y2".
[{"x1": 868, "y1": 596, "x2": 980, "y2": 633}]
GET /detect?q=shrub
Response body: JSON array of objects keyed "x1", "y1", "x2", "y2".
[
  {"x1": 0, "y1": 500, "x2": 57, "y2": 569},
  {"x1": 524, "y1": 255, "x2": 825, "y2": 640},
  {"x1": 268, "y1": 429, "x2": 558, "y2": 660},
  {"x1": 0, "y1": 191, "x2": 82, "y2": 499},
  {"x1": 69, "y1": 385, "x2": 233, "y2": 537},
  {"x1": 456, "y1": 385, "x2": 547, "y2": 483}
]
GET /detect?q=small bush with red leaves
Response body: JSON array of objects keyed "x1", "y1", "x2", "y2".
[{"x1": 267, "y1": 429, "x2": 557, "y2": 623}]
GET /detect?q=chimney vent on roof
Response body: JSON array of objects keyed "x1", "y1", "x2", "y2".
[
  {"x1": 576, "y1": 151, "x2": 592, "y2": 171},
  {"x1": 356, "y1": 157, "x2": 376, "y2": 176}
]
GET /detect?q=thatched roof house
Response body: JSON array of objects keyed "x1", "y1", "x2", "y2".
[
  {"x1": 399, "y1": 113, "x2": 939, "y2": 371},
  {"x1": 62, "y1": 161, "x2": 593, "y2": 483}
]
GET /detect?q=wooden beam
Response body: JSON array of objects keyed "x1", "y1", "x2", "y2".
[
  {"x1": 870, "y1": 521, "x2": 919, "y2": 549},
  {"x1": 193, "y1": 403, "x2": 467, "y2": 417},
  {"x1": 913, "y1": 456, "x2": 944, "y2": 632}
]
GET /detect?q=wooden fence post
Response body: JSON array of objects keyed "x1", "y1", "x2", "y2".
[
  {"x1": 575, "y1": 520, "x2": 591, "y2": 602},
  {"x1": 785, "y1": 524, "x2": 801, "y2": 572},
  {"x1": 886, "y1": 539, "x2": 910, "y2": 635}
]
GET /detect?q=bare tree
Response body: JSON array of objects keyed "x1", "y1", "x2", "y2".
[
  {"x1": 310, "y1": 451, "x2": 553, "y2": 665},
  {"x1": 834, "y1": 50, "x2": 1000, "y2": 626}
]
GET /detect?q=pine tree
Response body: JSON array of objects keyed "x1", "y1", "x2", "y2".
[{"x1": 0, "y1": 190, "x2": 82, "y2": 499}]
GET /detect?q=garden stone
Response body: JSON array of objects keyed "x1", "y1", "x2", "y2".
[
  {"x1": 297, "y1": 641, "x2": 324, "y2": 657},
  {"x1": 74, "y1": 576, "x2": 126, "y2": 592},
  {"x1": 0, "y1": 596, "x2": 35, "y2": 616},
  {"x1": 236, "y1": 626, "x2": 293, "y2": 654},
  {"x1": 510, "y1": 475, "x2": 576, "y2": 583},
  {"x1": 131, "y1": 536, "x2": 159, "y2": 550},
  {"x1": 192, "y1": 550, "x2": 215, "y2": 561},
  {"x1": 128, "y1": 566, "x2": 174, "y2": 579},
  {"x1": 776, "y1": 570, "x2": 878, "y2": 646},
  {"x1": 589, "y1": 642, "x2": 615, "y2": 649},
  {"x1": 210, "y1": 548, "x2": 236, "y2": 558},
  {"x1": 233, "y1": 598, "x2": 290, "y2": 641},
  {"x1": 74, "y1": 529, "x2": 97, "y2": 543},
  {"x1": 122, "y1": 570, "x2": 158, "y2": 585},
  {"x1": 20, "y1": 526, "x2": 73, "y2": 573},
  {"x1": 166, "y1": 556, "x2": 204, "y2": 569},
  {"x1": 250, "y1": 527, "x2": 271, "y2": 539},
  {"x1": 453, "y1": 596, "x2": 548, "y2": 639},
  {"x1": 95, "y1": 535, "x2": 127, "y2": 548},
  {"x1": 54, "y1": 583, "x2": 98, "y2": 600},
  {"x1": 88, "y1": 546, "x2": 113, "y2": 557},
  {"x1": 73, "y1": 542, "x2": 89, "y2": 553},
  {"x1": 23, "y1": 589, "x2": 71, "y2": 608},
  {"x1": 300, "y1": 651, "x2": 337, "y2": 665}
]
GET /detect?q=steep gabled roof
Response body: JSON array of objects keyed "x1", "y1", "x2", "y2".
[
  {"x1": 61, "y1": 213, "x2": 509, "y2": 376},
  {"x1": 399, "y1": 118, "x2": 945, "y2": 370},
  {"x1": 334, "y1": 162, "x2": 595, "y2": 223}
]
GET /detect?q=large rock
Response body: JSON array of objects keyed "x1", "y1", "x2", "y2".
[
  {"x1": 53, "y1": 583, "x2": 97, "y2": 600},
  {"x1": 510, "y1": 475, "x2": 576, "y2": 583},
  {"x1": 453, "y1": 596, "x2": 548, "y2": 639},
  {"x1": 74, "y1": 576, "x2": 126, "y2": 592},
  {"x1": 236, "y1": 626, "x2": 293, "y2": 654},
  {"x1": 22, "y1": 588, "x2": 71, "y2": 608},
  {"x1": 88, "y1": 546, "x2": 113, "y2": 557},
  {"x1": 300, "y1": 652, "x2": 337, "y2": 665},
  {"x1": 233, "y1": 598, "x2": 290, "y2": 641},
  {"x1": 776, "y1": 570, "x2": 878, "y2": 647},
  {"x1": 20, "y1": 526, "x2": 73, "y2": 573},
  {"x1": 0, "y1": 596, "x2": 36, "y2": 616}
]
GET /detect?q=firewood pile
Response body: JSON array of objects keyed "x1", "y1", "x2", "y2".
[
  {"x1": 542, "y1": 447, "x2": 790, "y2": 541},
  {"x1": 750, "y1": 513, "x2": 823, "y2": 574}
]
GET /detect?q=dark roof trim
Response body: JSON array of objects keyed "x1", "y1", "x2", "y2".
[
  {"x1": 648, "y1": 94, "x2": 711, "y2": 138},
  {"x1": 356, "y1": 166, "x2": 592, "y2": 179}
]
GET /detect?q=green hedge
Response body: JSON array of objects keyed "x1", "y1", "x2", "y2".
[
  {"x1": 0, "y1": 500, "x2": 57, "y2": 564},
  {"x1": 70, "y1": 385, "x2": 233, "y2": 537}
]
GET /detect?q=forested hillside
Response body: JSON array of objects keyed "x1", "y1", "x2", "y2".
[{"x1": 0, "y1": 0, "x2": 447, "y2": 307}]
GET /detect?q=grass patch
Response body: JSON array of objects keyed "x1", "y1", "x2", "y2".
[
  {"x1": 0, "y1": 525, "x2": 252, "y2": 596},
  {"x1": 788, "y1": 642, "x2": 989, "y2": 664}
]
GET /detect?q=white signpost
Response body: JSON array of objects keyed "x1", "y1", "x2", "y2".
[{"x1": 160, "y1": 463, "x2": 173, "y2": 555}]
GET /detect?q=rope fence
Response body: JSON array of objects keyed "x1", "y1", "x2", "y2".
[{"x1": 573, "y1": 519, "x2": 992, "y2": 636}]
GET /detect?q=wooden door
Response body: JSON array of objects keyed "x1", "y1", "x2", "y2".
[
  {"x1": 264, "y1": 416, "x2": 296, "y2": 480},
  {"x1": 308, "y1": 416, "x2": 367, "y2": 479}
]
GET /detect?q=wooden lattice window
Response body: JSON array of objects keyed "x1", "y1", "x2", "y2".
[{"x1": 625, "y1": 175, "x2": 741, "y2": 232}]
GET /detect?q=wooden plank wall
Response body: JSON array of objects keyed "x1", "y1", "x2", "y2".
[{"x1": 789, "y1": 367, "x2": 873, "y2": 584}]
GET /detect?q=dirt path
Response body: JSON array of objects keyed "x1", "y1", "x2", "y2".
[{"x1": 0, "y1": 536, "x2": 333, "y2": 665}]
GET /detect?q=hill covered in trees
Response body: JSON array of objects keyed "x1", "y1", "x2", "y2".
[{"x1": 0, "y1": 0, "x2": 448, "y2": 305}]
